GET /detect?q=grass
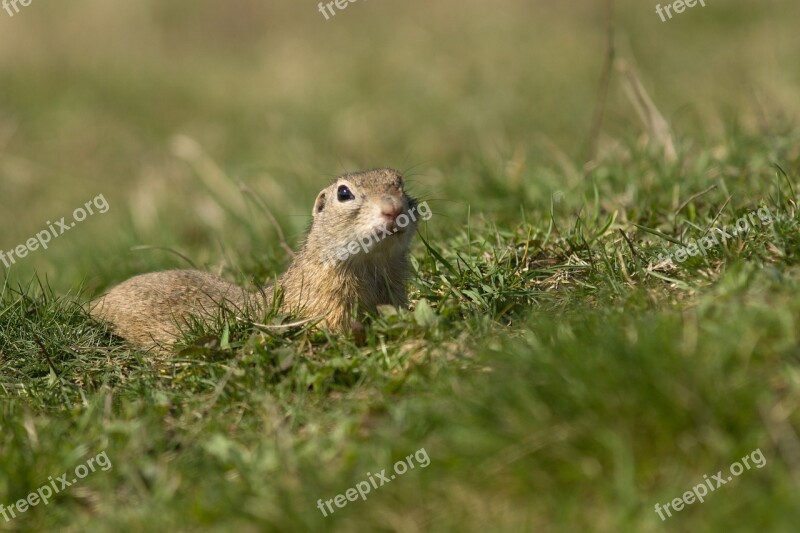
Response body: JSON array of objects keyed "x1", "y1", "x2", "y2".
[
  {"x1": 3, "y1": 144, "x2": 800, "y2": 531},
  {"x1": 2, "y1": 0, "x2": 800, "y2": 531}
]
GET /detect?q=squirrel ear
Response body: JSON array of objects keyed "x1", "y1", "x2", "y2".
[{"x1": 313, "y1": 191, "x2": 326, "y2": 216}]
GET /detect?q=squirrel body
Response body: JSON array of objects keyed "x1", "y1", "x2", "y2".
[{"x1": 92, "y1": 168, "x2": 421, "y2": 352}]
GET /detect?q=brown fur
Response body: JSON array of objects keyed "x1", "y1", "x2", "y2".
[{"x1": 91, "y1": 168, "x2": 418, "y2": 353}]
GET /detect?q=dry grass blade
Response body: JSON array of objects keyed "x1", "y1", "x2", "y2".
[{"x1": 617, "y1": 59, "x2": 677, "y2": 163}]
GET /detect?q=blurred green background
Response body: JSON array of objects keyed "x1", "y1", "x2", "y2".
[
  {"x1": 2, "y1": 1, "x2": 800, "y2": 531},
  {"x1": 1, "y1": 0, "x2": 798, "y2": 292}
]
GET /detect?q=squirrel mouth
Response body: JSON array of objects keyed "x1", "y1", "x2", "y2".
[{"x1": 383, "y1": 219, "x2": 412, "y2": 236}]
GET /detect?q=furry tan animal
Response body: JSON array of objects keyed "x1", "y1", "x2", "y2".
[{"x1": 91, "y1": 168, "x2": 422, "y2": 352}]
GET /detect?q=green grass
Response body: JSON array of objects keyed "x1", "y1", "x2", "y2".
[
  {"x1": 2, "y1": 0, "x2": 800, "y2": 531},
  {"x1": 3, "y1": 146, "x2": 800, "y2": 530}
]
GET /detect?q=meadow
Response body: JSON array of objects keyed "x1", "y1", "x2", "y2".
[{"x1": 1, "y1": 0, "x2": 799, "y2": 530}]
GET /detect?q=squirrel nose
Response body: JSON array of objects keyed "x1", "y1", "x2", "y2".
[{"x1": 381, "y1": 201, "x2": 402, "y2": 221}]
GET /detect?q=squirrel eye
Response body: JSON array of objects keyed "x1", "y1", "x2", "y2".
[{"x1": 337, "y1": 185, "x2": 355, "y2": 202}]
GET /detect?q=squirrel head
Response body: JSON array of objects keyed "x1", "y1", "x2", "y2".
[{"x1": 308, "y1": 168, "x2": 425, "y2": 268}]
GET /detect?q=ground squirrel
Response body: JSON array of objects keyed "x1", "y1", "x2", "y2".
[{"x1": 91, "y1": 168, "x2": 428, "y2": 352}]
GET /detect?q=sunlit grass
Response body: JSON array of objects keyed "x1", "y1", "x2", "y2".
[{"x1": 2, "y1": 0, "x2": 800, "y2": 530}]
